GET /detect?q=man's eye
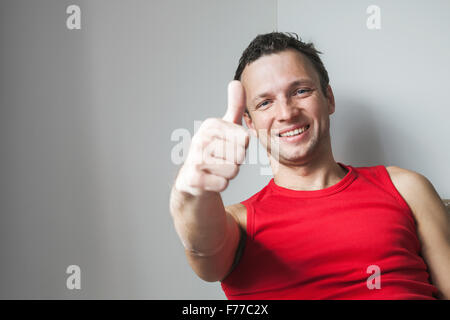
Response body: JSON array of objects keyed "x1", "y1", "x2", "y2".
[
  {"x1": 258, "y1": 100, "x2": 270, "y2": 108},
  {"x1": 257, "y1": 89, "x2": 311, "y2": 108},
  {"x1": 295, "y1": 88, "x2": 311, "y2": 95}
]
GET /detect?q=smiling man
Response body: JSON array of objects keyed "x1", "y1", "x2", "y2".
[{"x1": 169, "y1": 32, "x2": 450, "y2": 299}]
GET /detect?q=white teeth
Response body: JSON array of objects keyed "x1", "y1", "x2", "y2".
[{"x1": 280, "y1": 125, "x2": 309, "y2": 137}]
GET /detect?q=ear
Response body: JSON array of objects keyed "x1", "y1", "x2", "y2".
[{"x1": 325, "y1": 85, "x2": 335, "y2": 115}]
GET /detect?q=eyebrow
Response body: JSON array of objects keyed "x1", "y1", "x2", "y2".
[{"x1": 252, "y1": 79, "x2": 315, "y2": 104}]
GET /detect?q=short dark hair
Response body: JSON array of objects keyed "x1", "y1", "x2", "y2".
[{"x1": 234, "y1": 32, "x2": 330, "y2": 99}]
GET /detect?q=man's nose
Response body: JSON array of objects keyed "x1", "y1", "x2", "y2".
[{"x1": 275, "y1": 98, "x2": 300, "y2": 121}]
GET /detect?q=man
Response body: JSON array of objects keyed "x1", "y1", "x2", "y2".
[{"x1": 169, "y1": 32, "x2": 450, "y2": 299}]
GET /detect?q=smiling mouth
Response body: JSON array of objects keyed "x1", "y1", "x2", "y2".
[{"x1": 278, "y1": 124, "x2": 310, "y2": 137}]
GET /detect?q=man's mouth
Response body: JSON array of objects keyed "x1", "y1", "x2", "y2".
[{"x1": 278, "y1": 124, "x2": 310, "y2": 137}]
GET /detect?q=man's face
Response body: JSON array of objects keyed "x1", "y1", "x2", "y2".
[{"x1": 241, "y1": 49, "x2": 335, "y2": 165}]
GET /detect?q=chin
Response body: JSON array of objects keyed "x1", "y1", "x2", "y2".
[
  {"x1": 279, "y1": 144, "x2": 316, "y2": 162},
  {"x1": 271, "y1": 150, "x2": 306, "y2": 164}
]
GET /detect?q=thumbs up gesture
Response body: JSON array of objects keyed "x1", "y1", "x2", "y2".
[{"x1": 175, "y1": 81, "x2": 250, "y2": 196}]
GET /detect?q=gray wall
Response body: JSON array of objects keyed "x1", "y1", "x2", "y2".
[
  {"x1": 0, "y1": 0, "x2": 277, "y2": 299},
  {"x1": 0, "y1": 0, "x2": 448, "y2": 299}
]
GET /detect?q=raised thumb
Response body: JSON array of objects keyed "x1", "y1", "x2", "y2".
[{"x1": 222, "y1": 80, "x2": 246, "y2": 125}]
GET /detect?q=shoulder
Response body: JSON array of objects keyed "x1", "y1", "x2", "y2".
[
  {"x1": 385, "y1": 165, "x2": 442, "y2": 220},
  {"x1": 386, "y1": 167, "x2": 450, "y2": 299},
  {"x1": 385, "y1": 165, "x2": 433, "y2": 195},
  {"x1": 225, "y1": 203, "x2": 247, "y2": 230},
  {"x1": 385, "y1": 165, "x2": 427, "y2": 186}
]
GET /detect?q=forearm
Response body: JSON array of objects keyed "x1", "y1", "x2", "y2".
[
  {"x1": 169, "y1": 80, "x2": 248, "y2": 280},
  {"x1": 186, "y1": 212, "x2": 241, "y2": 282},
  {"x1": 170, "y1": 186, "x2": 229, "y2": 256}
]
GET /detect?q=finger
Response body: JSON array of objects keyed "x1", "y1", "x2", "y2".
[
  {"x1": 222, "y1": 80, "x2": 246, "y2": 125},
  {"x1": 200, "y1": 158, "x2": 239, "y2": 180},
  {"x1": 205, "y1": 139, "x2": 247, "y2": 164},
  {"x1": 195, "y1": 126, "x2": 250, "y2": 149},
  {"x1": 191, "y1": 171, "x2": 229, "y2": 192}
]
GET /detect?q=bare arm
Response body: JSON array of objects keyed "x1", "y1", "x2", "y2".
[
  {"x1": 387, "y1": 166, "x2": 450, "y2": 299},
  {"x1": 169, "y1": 81, "x2": 249, "y2": 282},
  {"x1": 170, "y1": 188, "x2": 242, "y2": 282}
]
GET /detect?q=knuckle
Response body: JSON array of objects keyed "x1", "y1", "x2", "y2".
[
  {"x1": 185, "y1": 147, "x2": 202, "y2": 166},
  {"x1": 217, "y1": 178, "x2": 229, "y2": 192},
  {"x1": 192, "y1": 162, "x2": 204, "y2": 173},
  {"x1": 236, "y1": 147, "x2": 246, "y2": 164},
  {"x1": 192, "y1": 135, "x2": 214, "y2": 156},
  {"x1": 201, "y1": 118, "x2": 213, "y2": 128},
  {"x1": 229, "y1": 164, "x2": 239, "y2": 179},
  {"x1": 186, "y1": 167, "x2": 203, "y2": 187},
  {"x1": 201, "y1": 118, "x2": 219, "y2": 129}
]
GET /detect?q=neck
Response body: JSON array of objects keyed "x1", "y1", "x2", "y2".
[{"x1": 270, "y1": 148, "x2": 348, "y2": 191}]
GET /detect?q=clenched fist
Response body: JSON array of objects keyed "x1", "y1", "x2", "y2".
[{"x1": 175, "y1": 81, "x2": 251, "y2": 196}]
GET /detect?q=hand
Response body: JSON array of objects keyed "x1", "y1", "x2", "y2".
[{"x1": 175, "y1": 81, "x2": 250, "y2": 196}]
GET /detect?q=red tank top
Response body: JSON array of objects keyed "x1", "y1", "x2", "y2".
[{"x1": 220, "y1": 163, "x2": 438, "y2": 299}]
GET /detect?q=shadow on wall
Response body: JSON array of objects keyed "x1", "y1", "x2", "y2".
[
  {"x1": 330, "y1": 98, "x2": 387, "y2": 167},
  {"x1": 331, "y1": 97, "x2": 434, "y2": 170}
]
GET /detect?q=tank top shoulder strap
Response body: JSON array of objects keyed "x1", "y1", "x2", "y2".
[
  {"x1": 358, "y1": 164, "x2": 411, "y2": 211},
  {"x1": 241, "y1": 197, "x2": 255, "y2": 240},
  {"x1": 241, "y1": 185, "x2": 269, "y2": 241}
]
